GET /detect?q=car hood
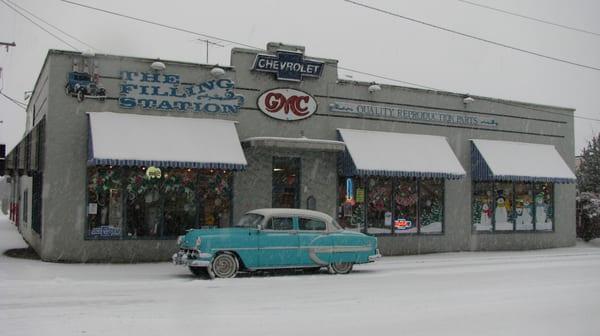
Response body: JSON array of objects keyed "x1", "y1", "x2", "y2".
[{"x1": 179, "y1": 227, "x2": 252, "y2": 248}]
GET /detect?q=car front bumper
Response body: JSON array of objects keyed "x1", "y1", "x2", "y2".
[{"x1": 172, "y1": 250, "x2": 212, "y2": 268}]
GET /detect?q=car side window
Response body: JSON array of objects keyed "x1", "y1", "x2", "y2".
[
  {"x1": 265, "y1": 217, "x2": 294, "y2": 231},
  {"x1": 299, "y1": 217, "x2": 326, "y2": 231}
]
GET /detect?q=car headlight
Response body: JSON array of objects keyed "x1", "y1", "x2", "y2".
[
  {"x1": 176, "y1": 235, "x2": 184, "y2": 245},
  {"x1": 195, "y1": 237, "x2": 202, "y2": 249}
]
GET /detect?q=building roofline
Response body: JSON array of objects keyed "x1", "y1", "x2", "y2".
[{"x1": 336, "y1": 79, "x2": 575, "y2": 113}]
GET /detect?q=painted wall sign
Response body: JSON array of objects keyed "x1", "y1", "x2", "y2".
[
  {"x1": 119, "y1": 71, "x2": 244, "y2": 114},
  {"x1": 252, "y1": 50, "x2": 324, "y2": 82},
  {"x1": 257, "y1": 88, "x2": 317, "y2": 121},
  {"x1": 329, "y1": 101, "x2": 498, "y2": 128}
]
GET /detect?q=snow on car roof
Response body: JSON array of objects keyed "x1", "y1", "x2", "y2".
[{"x1": 248, "y1": 208, "x2": 334, "y2": 221}]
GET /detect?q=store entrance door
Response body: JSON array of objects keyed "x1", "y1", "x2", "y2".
[{"x1": 272, "y1": 157, "x2": 300, "y2": 208}]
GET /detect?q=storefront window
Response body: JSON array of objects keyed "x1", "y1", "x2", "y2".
[
  {"x1": 163, "y1": 169, "x2": 197, "y2": 236},
  {"x1": 472, "y1": 182, "x2": 493, "y2": 231},
  {"x1": 494, "y1": 182, "x2": 514, "y2": 231},
  {"x1": 198, "y1": 170, "x2": 232, "y2": 228},
  {"x1": 366, "y1": 177, "x2": 393, "y2": 234},
  {"x1": 419, "y1": 180, "x2": 444, "y2": 234},
  {"x1": 87, "y1": 166, "x2": 234, "y2": 239},
  {"x1": 87, "y1": 167, "x2": 124, "y2": 238},
  {"x1": 534, "y1": 183, "x2": 554, "y2": 231},
  {"x1": 351, "y1": 177, "x2": 443, "y2": 235},
  {"x1": 472, "y1": 181, "x2": 555, "y2": 233},
  {"x1": 515, "y1": 183, "x2": 534, "y2": 231},
  {"x1": 125, "y1": 167, "x2": 161, "y2": 238},
  {"x1": 393, "y1": 179, "x2": 418, "y2": 234},
  {"x1": 337, "y1": 177, "x2": 366, "y2": 232}
]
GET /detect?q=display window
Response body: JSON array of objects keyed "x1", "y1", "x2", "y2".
[
  {"x1": 366, "y1": 177, "x2": 393, "y2": 234},
  {"x1": 87, "y1": 166, "x2": 124, "y2": 238},
  {"x1": 515, "y1": 183, "x2": 534, "y2": 231},
  {"x1": 534, "y1": 183, "x2": 554, "y2": 231},
  {"x1": 419, "y1": 179, "x2": 444, "y2": 234},
  {"x1": 339, "y1": 176, "x2": 444, "y2": 235},
  {"x1": 472, "y1": 181, "x2": 554, "y2": 233},
  {"x1": 472, "y1": 182, "x2": 493, "y2": 231},
  {"x1": 494, "y1": 182, "x2": 514, "y2": 231},
  {"x1": 393, "y1": 179, "x2": 418, "y2": 234},
  {"x1": 86, "y1": 166, "x2": 233, "y2": 239},
  {"x1": 336, "y1": 177, "x2": 366, "y2": 232}
]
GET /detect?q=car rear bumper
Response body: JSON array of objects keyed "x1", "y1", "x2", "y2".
[{"x1": 368, "y1": 249, "x2": 382, "y2": 262}]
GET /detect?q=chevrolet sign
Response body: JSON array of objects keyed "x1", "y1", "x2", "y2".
[{"x1": 252, "y1": 50, "x2": 324, "y2": 82}]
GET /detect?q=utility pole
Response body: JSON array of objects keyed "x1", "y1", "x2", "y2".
[{"x1": 0, "y1": 42, "x2": 16, "y2": 52}]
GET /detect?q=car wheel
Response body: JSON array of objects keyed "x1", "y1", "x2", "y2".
[
  {"x1": 76, "y1": 90, "x2": 85, "y2": 102},
  {"x1": 211, "y1": 253, "x2": 239, "y2": 278},
  {"x1": 328, "y1": 262, "x2": 353, "y2": 274},
  {"x1": 65, "y1": 85, "x2": 71, "y2": 96},
  {"x1": 188, "y1": 266, "x2": 210, "y2": 278}
]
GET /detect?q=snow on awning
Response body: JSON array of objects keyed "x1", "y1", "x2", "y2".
[
  {"x1": 471, "y1": 139, "x2": 575, "y2": 183},
  {"x1": 87, "y1": 112, "x2": 247, "y2": 170},
  {"x1": 337, "y1": 129, "x2": 466, "y2": 179},
  {"x1": 242, "y1": 136, "x2": 346, "y2": 152}
]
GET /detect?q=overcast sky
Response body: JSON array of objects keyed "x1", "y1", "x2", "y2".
[{"x1": 1, "y1": 0, "x2": 599, "y2": 154}]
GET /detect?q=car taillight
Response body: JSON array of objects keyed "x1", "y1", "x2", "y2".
[{"x1": 195, "y1": 237, "x2": 202, "y2": 249}]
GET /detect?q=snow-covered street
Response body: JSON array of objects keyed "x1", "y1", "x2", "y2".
[{"x1": 1, "y1": 214, "x2": 599, "y2": 336}]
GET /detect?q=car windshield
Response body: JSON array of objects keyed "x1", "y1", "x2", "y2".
[{"x1": 233, "y1": 213, "x2": 264, "y2": 228}]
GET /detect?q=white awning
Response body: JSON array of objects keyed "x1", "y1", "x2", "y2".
[
  {"x1": 471, "y1": 139, "x2": 575, "y2": 183},
  {"x1": 87, "y1": 112, "x2": 247, "y2": 170},
  {"x1": 337, "y1": 128, "x2": 466, "y2": 179}
]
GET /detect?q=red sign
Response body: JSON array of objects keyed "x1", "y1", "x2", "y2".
[{"x1": 257, "y1": 88, "x2": 317, "y2": 121}]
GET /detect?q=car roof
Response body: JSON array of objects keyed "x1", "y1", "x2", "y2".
[{"x1": 247, "y1": 208, "x2": 333, "y2": 222}]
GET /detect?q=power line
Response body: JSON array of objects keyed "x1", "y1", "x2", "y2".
[
  {"x1": 59, "y1": 0, "x2": 261, "y2": 51},
  {"x1": 5, "y1": 0, "x2": 99, "y2": 51},
  {"x1": 343, "y1": 0, "x2": 600, "y2": 72},
  {"x1": 57, "y1": 0, "x2": 600, "y2": 123},
  {"x1": 457, "y1": 0, "x2": 600, "y2": 37},
  {"x1": 0, "y1": 91, "x2": 27, "y2": 110},
  {"x1": 0, "y1": 0, "x2": 79, "y2": 50}
]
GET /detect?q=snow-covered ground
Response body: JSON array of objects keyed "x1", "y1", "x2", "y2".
[{"x1": 1, "y1": 214, "x2": 599, "y2": 336}]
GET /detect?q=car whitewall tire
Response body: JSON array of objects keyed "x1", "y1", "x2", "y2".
[
  {"x1": 211, "y1": 253, "x2": 239, "y2": 278},
  {"x1": 328, "y1": 262, "x2": 353, "y2": 274}
]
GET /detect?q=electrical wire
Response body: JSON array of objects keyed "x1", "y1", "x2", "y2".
[
  {"x1": 0, "y1": 0, "x2": 79, "y2": 50},
  {"x1": 55, "y1": 0, "x2": 600, "y2": 123},
  {"x1": 343, "y1": 0, "x2": 600, "y2": 72},
  {"x1": 5, "y1": 0, "x2": 99, "y2": 51},
  {"x1": 457, "y1": 0, "x2": 600, "y2": 37},
  {"x1": 59, "y1": 0, "x2": 261, "y2": 51},
  {"x1": 0, "y1": 91, "x2": 27, "y2": 110}
]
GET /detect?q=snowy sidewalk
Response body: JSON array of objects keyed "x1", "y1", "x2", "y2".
[{"x1": 1, "y1": 214, "x2": 599, "y2": 336}]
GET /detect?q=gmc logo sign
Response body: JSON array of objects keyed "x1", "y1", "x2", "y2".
[{"x1": 257, "y1": 88, "x2": 317, "y2": 121}]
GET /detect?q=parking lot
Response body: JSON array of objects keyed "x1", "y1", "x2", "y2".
[{"x1": 1, "y1": 215, "x2": 599, "y2": 336}]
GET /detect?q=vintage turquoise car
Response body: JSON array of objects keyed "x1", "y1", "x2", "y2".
[{"x1": 172, "y1": 208, "x2": 380, "y2": 278}]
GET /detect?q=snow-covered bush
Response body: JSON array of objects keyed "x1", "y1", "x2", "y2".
[{"x1": 576, "y1": 192, "x2": 600, "y2": 241}]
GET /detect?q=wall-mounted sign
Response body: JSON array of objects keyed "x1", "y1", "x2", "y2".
[
  {"x1": 119, "y1": 71, "x2": 244, "y2": 114},
  {"x1": 257, "y1": 88, "x2": 317, "y2": 121},
  {"x1": 329, "y1": 101, "x2": 498, "y2": 128},
  {"x1": 90, "y1": 225, "x2": 122, "y2": 237},
  {"x1": 252, "y1": 50, "x2": 324, "y2": 82}
]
